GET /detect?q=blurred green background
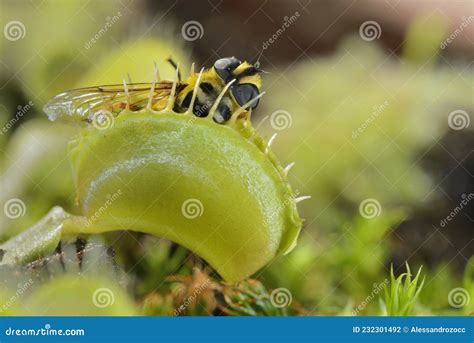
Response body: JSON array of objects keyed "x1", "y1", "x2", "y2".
[{"x1": 0, "y1": 0, "x2": 472, "y2": 316}]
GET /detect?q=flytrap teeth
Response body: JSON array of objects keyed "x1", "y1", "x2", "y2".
[
  {"x1": 265, "y1": 133, "x2": 277, "y2": 154},
  {"x1": 147, "y1": 63, "x2": 160, "y2": 109},
  {"x1": 294, "y1": 196, "x2": 311, "y2": 204},
  {"x1": 144, "y1": 62, "x2": 262, "y2": 131},
  {"x1": 283, "y1": 162, "x2": 296, "y2": 176},
  {"x1": 230, "y1": 92, "x2": 266, "y2": 123},
  {"x1": 164, "y1": 63, "x2": 180, "y2": 111},
  {"x1": 208, "y1": 79, "x2": 236, "y2": 120},
  {"x1": 185, "y1": 68, "x2": 205, "y2": 116}
]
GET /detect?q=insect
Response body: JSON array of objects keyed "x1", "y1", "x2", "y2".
[{"x1": 43, "y1": 57, "x2": 263, "y2": 125}]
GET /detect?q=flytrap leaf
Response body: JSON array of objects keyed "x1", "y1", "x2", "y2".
[{"x1": 1, "y1": 61, "x2": 305, "y2": 283}]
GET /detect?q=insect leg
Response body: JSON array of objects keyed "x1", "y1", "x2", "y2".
[{"x1": 75, "y1": 237, "x2": 87, "y2": 271}]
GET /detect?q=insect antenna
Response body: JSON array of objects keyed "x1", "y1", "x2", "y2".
[
  {"x1": 208, "y1": 79, "x2": 236, "y2": 120},
  {"x1": 253, "y1": 48, "x2": 264, "y2": 70},
  {"x1": 185, "y1": 68, "x2": 205, "y2": 115},
  {"x1": 154, "y1": 61, "x2": 161, "y2": 81},
  {"x1": 165, "y1": 63, "x2": 180, "y2": 111}
]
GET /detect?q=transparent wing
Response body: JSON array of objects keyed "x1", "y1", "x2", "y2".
[{"x1": 43, "y1": 82, "x2": 177, "y2": 123}]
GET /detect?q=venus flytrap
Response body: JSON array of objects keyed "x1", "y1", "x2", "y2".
[
  {"x1": 0, "y1": 61, "x2": 306, "y2": 283},
  {"x1": 0, "y1": 207, "x2": 91, "y2": 265}
]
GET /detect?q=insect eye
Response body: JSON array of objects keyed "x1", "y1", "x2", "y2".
[
  {"x1": 231, "y1": 83, "x2": 260, "y2": 109},
  {"x1": 214, "y1": 57, "x2": 241, "y2": 70},
  {"x1": 214, "y1": 57, "x2": 241, "y2": 82}
]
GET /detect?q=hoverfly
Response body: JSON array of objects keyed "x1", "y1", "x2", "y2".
[{"x1": 43, "y1": 57, "x2": 264, "y2": 125}]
